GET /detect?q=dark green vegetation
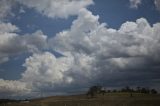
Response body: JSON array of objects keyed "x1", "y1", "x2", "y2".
[
  {"x1": 1, "y1": 93, "x2": 160, "y2": 106},
  {"x1": 86, "y1": 86, "x2": 158, "y2": 98}
]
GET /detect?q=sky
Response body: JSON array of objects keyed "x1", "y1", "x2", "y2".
[{"x1": 0, "y1": 0, "x2": 160, "y2": 99}]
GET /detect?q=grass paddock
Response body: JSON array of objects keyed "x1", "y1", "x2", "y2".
[{"x1": 1, "y1": 93, "x2": 160, "y2": 106}]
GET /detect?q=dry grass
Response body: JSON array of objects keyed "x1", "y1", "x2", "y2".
[{"x1": 1, "y1": 93, "x2": 160, "y2": 106}]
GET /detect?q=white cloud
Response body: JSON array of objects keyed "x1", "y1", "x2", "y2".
[
  {"x1": 0, "y1": 0, "x2": 15, "y2": 20},
  {"x1": 49, "y1": 9, "x2": 101, "y2": 54},
  {"x1": 21, "y1": 52, "x2": 74, "y2": 90},
  {"x1": 129, "y1": 0, "x2": 142, "y2": 9},
  {"x1": 19, "y1": 6, "x2": 25, "y2": 14},
  {"x1": 109, "y1": 57, "x2": 148, "y2": 69},
  {"x1": 0, "y1": 0, "x2": 94, "y2": 20},
  {"x1": 129, "y1": 0, "x2": 160, "y2": 11},
  {"x1": 155, "y1": 0, "x2": 160, "y2": 11},
  {"x1": 0, "y1": 22, "x2": 19, "y2": 33},
  {"x1": 0, "y1": 22, "x2": 48, "y2": 64},
  {"x1": 50, "y1": 9, "x2": 160, "y2": 88},
  {"x1": 16, "y1": 0, "x2": 93, "y2": 19},
  {"x1": 51, "y1": 9, "x2": 160, "y2": 60},
  {"x1": 0, "y1": 79, "x2": 30, "y2": 98},
  {"x1": 0, "y1": 57, "x2": 9, "y2": 64},
  {"x1": 0, "y1": 51, "x2": 75, "y2": 98}
]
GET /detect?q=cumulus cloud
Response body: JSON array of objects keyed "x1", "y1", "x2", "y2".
[
  {"x1": 16, "y1": 0, "x2": 93, "y2": 19},
  {"x1": 51, "y1": 9, "x2": 160, "y2": 61},
  {"x1": 49, "y1": 9, "x2": 100, "y2": 54},
  {"x1": 129, "y1": 0, "x2": 160, "y2": 11},
  {"x1": 50, "y1": 8, "x2": 160, "y2": 88},
  {"x1": 155, "y1": 0, "x2": 160, "y2": 11},
  {"x1": 0, "y1": 57, "x2": 9, "y2": 64},
  {"x1": 0, "y1": 22, "x2": 19, "y2": 33},
  {"x1": 0, "y1": 0, "x2": 15, "y2": 20},
  {"x1": 21, "y1": 52, "x2": 73, "y2": 91},
  {"x1": 0, "y1": 0, "x2": 93, "y2": 19},
  {"x1": 0, "y1": 22, "x2": 47, "y2": 63},
  {"x1": 129, "y1": 0, "x2": 142, "y2": 9},
  {"x1": 0, "y1": 79, "x2": 30, "y2": 98},
  {"x1": 0, "y1": 52, "x2": 74, "y2": 98}
]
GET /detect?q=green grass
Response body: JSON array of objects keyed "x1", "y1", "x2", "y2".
[{"x1": 1, "y1": 93, "x2": 160, "y2": 106}]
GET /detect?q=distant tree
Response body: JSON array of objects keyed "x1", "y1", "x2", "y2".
[
  {"x1": 135, "y1": 87, "x2": 158, "y2": 94},
  {"x1": 119, "y1": 86, "x2": 134, "y2": 97},
  {"x1": 150, "y1": 89, "x2": 158, "y2": 94},
  {"x1": 120, "y1": 86, "x2": 132, "y2": 92},
  {"x1": 86, "y1": 90, "x2": 94, "y2": 98},
  {"x1": 112, "y1": 89, "x2": 117, "y2": 93},
  {"x1": 107, "y1": 90, "x2": 111, "y2": 93},
  {"x1": 125, "y1": 86, "x2": 132, "y2": 92},
  {"x1": 86, "y1": 85, "x2": 102, "y2": 98},
  {"x1": 136, "y1": 86, "x2": 141, "y2": 93},
  {"x1": 141, "y1": 87, "x2": 148, "y2": 94},
  {"x1": 121, "y1": 88, "x2": 126, "y2": 92},
  {"x1": 99, "y1": 89, "x2": 106, "y2": 95},
  {"x1": 146, "y1": 88, "x2": 150, "y2": 94}
]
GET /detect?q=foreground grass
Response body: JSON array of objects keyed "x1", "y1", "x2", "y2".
[{"x1": 1, "y1": 93, "x2": 160, "y2": 106}]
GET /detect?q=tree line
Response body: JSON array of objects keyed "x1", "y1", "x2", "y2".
[{"x1": 86, "y1": 85, "x2": 158, "y2": 98}]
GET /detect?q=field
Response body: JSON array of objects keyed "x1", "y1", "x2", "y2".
[{"x1": 1, "y1": 93, "x2": 160, "y2": 106}]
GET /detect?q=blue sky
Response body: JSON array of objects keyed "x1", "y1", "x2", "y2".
[
  {"x1": 89, "y1": 0, "x2": 160, "y2": 28},
  {"x1": 2, "y1": 0, "x2": 160, "y2": 80},
  {"x1": 0, "y1": 0, "x2": 160, "y2": 98},
  {"x1": 7, "y1": 0, "x2": 160, "y2": 36}
]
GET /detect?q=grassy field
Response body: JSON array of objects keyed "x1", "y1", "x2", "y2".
[{"x1": 1, "y1": 93, "x2": 160, "y2": 106}]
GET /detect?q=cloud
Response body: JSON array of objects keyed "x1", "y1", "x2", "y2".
[
  {"x1": 0, "y1": 0, "x2": 15, "y2": 20},
  {"x1": 129, "y1": 0, "x2": 160, "y2": 11},
  {"x1": 0, "y1": 22, "x2": 19, "y2": 33},
  {"x1": 0, "y1": 0, "x2": 93, "y2": 20},
  {"x1": 16, "y1": 0, "x2": 94, "y2": 19},
  {"x1": 0, "y1": 57, "x2": 9, "y2": 64},
  {"x1": 129, "y1": 0, "x2": 142, "y2": 9},
  {"x1": 19, "y1": 6, "x2": 26, "y2": 14},
  {"x1": 50, "y1": 8, "x2": 160, "y2": 88},
  {"x1": 21, "y1": 52, "x2": 73, "y2": 91},
  {"x1": 0, "y1": 79, "x2": 30, "y2": 98},
  {"x1": 0, "y1": 52, "x2": 75, "y2": 98},
  {"x1": 51, "y1": 10, "x2": 160, "y2": 60},
  {"x1": 0, "y1": 22, "x2": 47, "y2": 64},
  {"x1": 49, "y1": 9, "x2": 101, "y2": 54},
  {"x1": 154, "y1": 0, "x2": 160, "y2": 11}
]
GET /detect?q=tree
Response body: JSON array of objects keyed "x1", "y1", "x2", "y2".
[
  {"x1": 107, "y1": 90, "x2": 111, "y2": 93},
  {"x1": 136, "y1": 86, "x2": 141, "y2": 93},
  {"x1": 120, "y1": 86, "x2": 132, "y2": 92},
  {"x1": 141, "y1": 87, "x2": 149, "y2": 94},
  {"x1": 86, "y1": 85, "x2": 102, "y2": 98},
  {"x1": 125, "y1": 86, "x2": 132, "y2": 92},
  {"x1": 112, "y1": 89, "x2": 117, "y2": 93},
  {"x1": 99, "y1": 89, "x2": 106, "y2": 95},
  {"x1": 150, "y1": 89, "x2": 157, "y2": 94}
]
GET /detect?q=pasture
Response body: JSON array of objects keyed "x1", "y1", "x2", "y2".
[{"x1": 1, "y1": 93, "x2": 160, "y2": 106}]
